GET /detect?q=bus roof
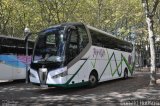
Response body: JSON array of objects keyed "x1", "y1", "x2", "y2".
[
  {"x1": 39, "y1": 22, "x2": 132, "y2": 45},
  {"x1": 45, "y1": 22, "x2": 83, "y2": 28},
  {"x1": 87, "y1": 25, "x2": 115, "y2": 38}
]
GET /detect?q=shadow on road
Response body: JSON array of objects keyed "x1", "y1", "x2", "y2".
[
  {"x1": 35, "y1": 77, "x2": 136, "y2": 96},
  {"x1": 1, "y1": 73, "x2": 160, "y2": 105},
  {"x1": 0, "y1": 80, "x2": 25, "y2": 86}
]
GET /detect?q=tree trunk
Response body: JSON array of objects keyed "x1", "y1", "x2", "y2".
[
  {"x1": 142, "y1": 0, "x2": 159, "y2": 86},
  {"x1": 146, "y1": 16, "x2": 156, "y2": 85}
]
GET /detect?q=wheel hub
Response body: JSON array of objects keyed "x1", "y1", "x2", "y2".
[{"x1": 90, "y1": 75, "x2": 96, "y2": 84}]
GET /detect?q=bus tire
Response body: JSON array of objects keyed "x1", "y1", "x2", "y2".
[
  {"x1": 89, "y1": 71, "x2": 98, "y2": 87},
  {"x1": 123, "y1": 68, "x2": 128, "y2": 79}
]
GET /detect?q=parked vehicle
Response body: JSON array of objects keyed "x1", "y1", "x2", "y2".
[{"x1": 0, "y1": 36, "x2": 33, "y2": 80}]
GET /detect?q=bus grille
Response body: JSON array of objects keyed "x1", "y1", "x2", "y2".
[{"x1": 39, "y1": 68, "x2": 48, "y2": 84}]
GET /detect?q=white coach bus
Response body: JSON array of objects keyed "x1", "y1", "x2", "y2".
[{"x1": 29, "y1": 22, "x2": 135, "y2": 87}]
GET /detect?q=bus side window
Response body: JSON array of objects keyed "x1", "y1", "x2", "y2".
[
  {"x1": 67, "y1": 29, "x2": 79, "y2": 63},
  {"x1": 77, "y1": 26, "x2": 89, "y2": 51}
]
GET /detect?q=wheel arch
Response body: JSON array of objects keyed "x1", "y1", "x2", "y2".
[
  {"x1": 124, "y1": 67, "x2": 128, "y2": 73},
  {"x1": 89, "y1": 69, "x2": 99, "y2": 80},
  {"x1": 123, "y1": 67, "x2": 128, "y2": 79}
]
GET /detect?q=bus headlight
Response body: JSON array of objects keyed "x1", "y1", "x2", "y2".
[{"x1": 52, "y1": 71, "x2": 68, "y2": 79}]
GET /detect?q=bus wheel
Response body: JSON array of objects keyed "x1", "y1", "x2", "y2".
[
  {"x1": 89, "y1": 71, "x2": 98, "y2": 87},
  {"x1": 123, "y1": 68, "x2": 128, "y2": 79}
]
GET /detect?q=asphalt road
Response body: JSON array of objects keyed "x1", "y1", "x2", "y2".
[{"x1": 0, "y1": 71, "x2": 160, "y2": 106}]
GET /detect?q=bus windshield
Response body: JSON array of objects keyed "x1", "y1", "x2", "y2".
[{"x1": 33, "y1": 27, "x2": 65, "y2": 63}]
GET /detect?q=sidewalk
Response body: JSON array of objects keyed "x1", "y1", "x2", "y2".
[{"x1": 1, "y1": 69, "x2": 160, "y2": 106}]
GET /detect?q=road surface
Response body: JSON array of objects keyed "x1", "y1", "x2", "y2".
[{"x1": 0, "y1": 71, "x2": 160, "y2": 106}]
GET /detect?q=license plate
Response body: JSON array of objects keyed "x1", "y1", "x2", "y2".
[{"x1": 40, "y1": 84, "x2": 48, "y2": 88}]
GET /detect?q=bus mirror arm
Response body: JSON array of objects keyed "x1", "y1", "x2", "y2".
[
  {"x1": 25, "y1": 32, "x2": 38, "y2": 43},
  {"x1": 24, "y1": 33, "x2": 32, "y2": 43},
  {"x1": 24, "y1": 32, "x2": 32, "y2": 84},
  {"x1": 24, "y1": 32, "x2": 38, "y2": 84}
]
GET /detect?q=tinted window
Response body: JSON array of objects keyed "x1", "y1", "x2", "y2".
[
  {"x1": 70, "y1": 30, "x2": 78, "y2": 43},
  {"x1": 77, "y1": 25, "x2": 89, "y2": 51},
  {"x1": 65, "y1": 25, "x2": 89, "y2": 64},
  {"x1": 33, "y1": 27, "x2": 65, "y2": 62},
  {"x1": 0, "y1": 37, "x2": 34, "y2": 55},
  {"x1": 65, "y1": 29, "x2": 79, "y2": 63},
  {"x1": 89, "y1": 29, "x2": 132, "y2": 52}
]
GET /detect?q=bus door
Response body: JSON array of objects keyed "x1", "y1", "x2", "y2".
[
  {"x1": 65, "y1": 26, "x2": 80, "y2": 83},
  {"x1": 66, "y1": 27, "x2": 80, "y2": 63},
  {"x1": 65, "y1": 25, "x2": 89, "y2": 83},
  {"x1": 66, "y1": 25, "x2": 89, "y2": 63}
]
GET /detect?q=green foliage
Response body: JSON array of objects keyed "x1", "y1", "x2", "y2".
[{"x1": 0, "y1": 0, "x2": 159, "y2": 42}]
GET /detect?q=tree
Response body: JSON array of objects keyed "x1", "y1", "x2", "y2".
[
  {"x1": 142, "y1": 0, "x2": 159, "y2": 86},
  {"x1": 0, "y1": 0, "x2": 158, "y2": 45}
]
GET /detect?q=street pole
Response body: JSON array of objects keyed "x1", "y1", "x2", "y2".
[
  {"x1": 26, "y1": 38, "x2": 29, "y2": 83},
  {"x1": 24, "y1": 27, "x2": 30, "y2": 84}
]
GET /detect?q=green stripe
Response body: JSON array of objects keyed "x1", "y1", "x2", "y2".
[
  {"x1": 112, "y1": 57, "x2": 123, "y2": 76},
  {"x1": 106, "y1": 49, "x2": 113, "y2": 77},
  {"x1": 122, "y1": 55, "x2": 134, "y2": 74},
  {"x1": 48, "y1": 81, "x2": 89, "y2": 88},
  {"x1": 99, "y1": 52, "x2": 114, "y2": 80},
  {"x1": 113, "y1": 52, "x2": 119, "y2": 76},
  {"x1": 65, "y1": 59, "x2": 88, "y2": 85},
  {"x1": 99, "y1": 50, "x2": 135, "y2": 80},
  {"x1": 112, "y1": 54, "x2": 125, "y2": 77},
  {"x1": 48, "y1": 58, "x2": 88, "y2": 88},
  {"x1": 121, "y1": 54, "x2": 135, "y2": 75}
]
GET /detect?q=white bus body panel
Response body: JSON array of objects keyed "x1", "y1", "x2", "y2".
[
  {"x1": 30, "y1": 68, "x2": 40, "y2": 83},
  {"x1": 64, "y1": 45, "x2": 132, "y2": 84},
  {"x1": 0, "y1": 63, "x2": 13, "y2": 80},
  {"x1": 0, "y1": 63, "x2": 26, "y2": 80},
  {"x1": 30, "y1": 46, "x2": 134, "y2": 86},
  {"x1": 0, "y1": 55, "x2": 27, "y2": 80}
]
